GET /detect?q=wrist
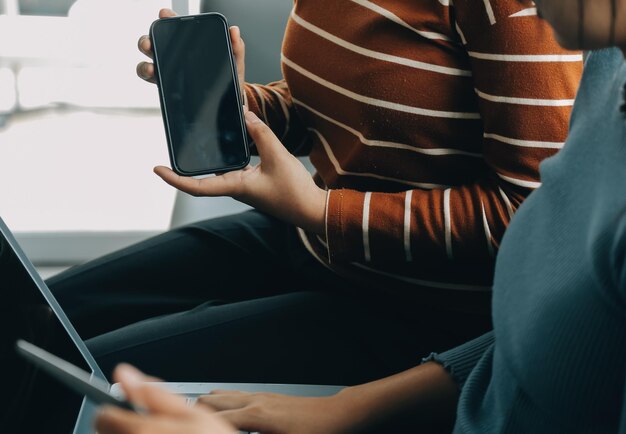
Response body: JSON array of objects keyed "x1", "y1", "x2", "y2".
[
  {"x1": 326, "y1": 386, "x2": 376, "y2": 433},
  {"x1": 315, "y1": 187, "x2": 328, "y2": 235},
  {"x1": 302, "y1": 186, "x2": 328, "y2": 235},
  {"x1": 331, "y1": 363, "x2": 459, "y2": 432}
]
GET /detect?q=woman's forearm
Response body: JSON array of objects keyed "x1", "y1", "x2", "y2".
[{"x1": 336, "y1": 361, "x2": 459, "y2": 432}]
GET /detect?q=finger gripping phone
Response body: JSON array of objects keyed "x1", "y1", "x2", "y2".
[{"x1": 150, "y1": 13, "x2": 250, "y2": 176}]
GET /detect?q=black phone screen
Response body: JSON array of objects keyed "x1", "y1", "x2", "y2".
[{"x1": 151, "y1": 14, "x2": 249, "y2": 176}]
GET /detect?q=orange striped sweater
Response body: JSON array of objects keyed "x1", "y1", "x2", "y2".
[{"x1": 244, "y1": 0, "x2": 582, "y2": 309}]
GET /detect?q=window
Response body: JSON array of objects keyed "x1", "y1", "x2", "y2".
[{"x1": 0, "y1": 0, "x2": 183, "y2": 265}]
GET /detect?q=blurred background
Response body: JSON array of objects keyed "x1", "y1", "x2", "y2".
[{"x1": 0, "y1": 0, "x2": 293, "y2": 277}]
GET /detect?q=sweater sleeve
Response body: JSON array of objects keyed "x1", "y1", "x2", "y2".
[
  {"x1": 422, "y1": 332, "x2": 494, "y2": 388},
  {"x1": 244, "y1": 80, "x2": 309, "y2": 155},
  {"x1": 324, "y1": 0, "x2": 582, "y2": 264},
  {"x1": 614, "y1": 219, "x2": 626, "y2": 434},
  {"x1": 614, "y1": 213, "x2": 626, "y2": 302},
  {"x1": 616, "y1": 218, "x2": 626, "y2": 433},
  {"x1": 620, "y1": 385, "x2": 626, "y2": 434}
]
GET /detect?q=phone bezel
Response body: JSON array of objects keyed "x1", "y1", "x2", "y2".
[
  {"x1": 15, "y1": 340, "x2": 136, "y2": 412},
  {"x1": 150, "y1": 13, "x2": 251, "y2": 177}
]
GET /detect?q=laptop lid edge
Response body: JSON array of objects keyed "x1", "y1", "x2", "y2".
[{"x1": 0, "y1": 217, "x2": 107, "y2": 383}]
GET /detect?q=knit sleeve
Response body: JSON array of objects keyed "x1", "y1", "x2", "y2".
[
  {"x1": 244, "y1": 80, "x2": 309, "y2": 155},
  {"x1": 612, "y1": 212, "x2": 626, "y2": 302},
  {"x1": 324, "y1": 0, "x2": 582, "y2": 264},
  {"x1": 619, "y1": 388, "x2": 626, "y2": 434},
  {"x1": 610, "y1": 213, "x2": 626, "y2": 430},
  {"x1": 422, "y1": 332, "x2": 494, "y2": 388}
]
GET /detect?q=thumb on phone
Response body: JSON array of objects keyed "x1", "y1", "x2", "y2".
[
  {"x1": 244, "y1": 111, "x2": 286, "y2": 166},
  {"x1": 113, "y1": 364, "x2": 188, "y2": 415}
]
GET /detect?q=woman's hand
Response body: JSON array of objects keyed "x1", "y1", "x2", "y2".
[
  {"x1": 200, "y1": 362, "x2": 459, "y2": 434},
  {"x1": 136, "y1": 8, "x2": 247, "y2": 104},
  {"x1": 95, "y1": 365, "x2": 236, "y2": 434},
  {"x1": 154, "y1": 110, "x2": 327, "y2": 234},
  {"x1": 199, "y1": 390, "x2": 360, "y2": 434}
]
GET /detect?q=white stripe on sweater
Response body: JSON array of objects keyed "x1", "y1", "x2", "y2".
[
  {"x1": 362, "y1": 192, "x2": 372, "y2": 262},
  {"x1": 251, "y1": 85, "x2": 269, "y2": 123},
  {"x1": 316, "y1": 235, "x2": 329, "y2": 249},
  {"x1": 349, "y1": 0, "x2": 451, "y2": 41},
  {"x1": 310, "y1": 128, "x2": 449, "y2": 190},
  {"x1": 404, "y1": 190, "x2": 413, "y2": 261},
  {"x1": 293, "y1": 98, "x2": 482, "y2": 157},
  {"x1": 443, "y1": 188, "x2": 453, "y2": 260},
  {"x1": 296, "y1": 228, "x2": 335, "y2": 268},
  {"x1": 498, "y1": 173, "x2": 541, "y2": 189},
  {"x1": 481, "y1": 200, "x2": 495, "y2": 258},
  {"x1": 323, "y1": 189, "x2": 331, "y2": 262},
  {"x1": 282, "y1": 55, "x2": 481, "y2": 119},
  {"x1": 291, "y1": 11, "x2": 471, "y2": 77},
  {"x1": 498, "y1": 187, "x2": 515, "y2": 219},
  {"x1": 468, "y1": 52, "x2": 583, "y2": 62},
  {"x1": 268, "y1": 87, "x2": 290, "y2": 139},
  {"x1": 510, "y1": 8, "x2": 537, "y2": 17},
  {"x1": 483, "y1": 0, "x2": 497, "y2": 24},
  {"x1": 476, "y1": 89, "x2": 575, "y2": 106},
  {"x1": 484, "y1": 133, "x2": 564, "y2": 149},
  {"x1": 455, "y1": 22, "x2": 467, "y2": 45}
]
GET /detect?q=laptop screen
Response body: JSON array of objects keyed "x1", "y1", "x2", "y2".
[{"x1": 0, "y1": 221, "x2": 98, "y2": 434}]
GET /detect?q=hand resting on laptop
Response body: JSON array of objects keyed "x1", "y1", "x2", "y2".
[
  {"x1": 95, "y1": 361, "x2": 458, "y2": 434},
  {"x1": 95, "y1": 364, "x2": 356, "y2": 434}
]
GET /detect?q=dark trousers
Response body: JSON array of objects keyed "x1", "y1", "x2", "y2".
[{"x1": 48, "y1": 210, "x2": 491, "y2": 385}]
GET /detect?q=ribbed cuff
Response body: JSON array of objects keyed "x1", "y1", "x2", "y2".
[
  {"x1": 244, "y1": 84, "x2": 260, "y2": 117},
  {"x1": 422, "y1": 331, "x2": 495, "y2": 388},
  {"x1": 326, "y1": 189, "x2": 367, "y2": 263}
]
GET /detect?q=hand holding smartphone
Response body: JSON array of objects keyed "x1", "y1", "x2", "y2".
[{"x1": 150, "y1": 13, "x2": 250, "y2": 176}]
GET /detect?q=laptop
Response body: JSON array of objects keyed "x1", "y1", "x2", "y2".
[{"x1": 0, "y1": 217, "x2": 343, "y2": 434}]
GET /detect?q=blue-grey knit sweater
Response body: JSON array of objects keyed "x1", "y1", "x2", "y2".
[{"x1": 431, "y1": 48, "x2": 626, "y2": 433}]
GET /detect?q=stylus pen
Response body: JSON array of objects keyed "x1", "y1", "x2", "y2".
[{"x1": 16, "y1": 340, "x2": 137, "y2": 412}]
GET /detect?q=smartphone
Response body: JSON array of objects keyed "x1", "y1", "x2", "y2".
[
  {"x1": 150, "y1": 13, "x2": 250, "y2": 176},
  {"x1": 15, "y1": 340, "x2": 136, "y2": 411}
]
